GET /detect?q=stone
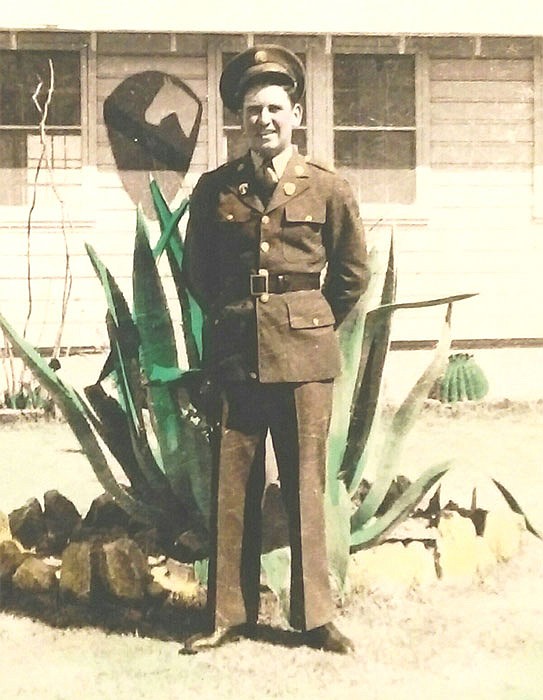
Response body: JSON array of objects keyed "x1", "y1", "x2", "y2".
[
  {"x1": 474, "y1": 536, "x2": 498, "y2": 578},
  {"x1": 349, "y1": 542, "x2": 417, "y2": 592},
  {"x1": 436, "y1": 511, "x2": 478, "y2": 585},
  {"x1": 405, "y1": 541, "x2": 438, "y2": 586},
  {"x1": 9, "y1": 498, "x2": 47, "y2": 549},
  {"x1": 43, "y1": 490, "x2": 81, "y2": 554},
  {"x1": 0, "y1": 540, "x2": 27, "y2": 583},
  {"x1": 59, "y1": 541, "x2": 93, "y2": 602},
  {"x1": 150, "y1": 557, "x2": 199, "y2": 604},
  {"x1": 84, "y1": 493, "x2": 130, "y2": 532},
  {"x1": 12, "y1": 556, "x2": 57, "y2": 594},
  {"x1": 0, "y1": 511, "x2": 11, "y2": 542},
  {"x1": 483, "y1": 508, "x2": 525, "y2": 561},
  {"x1": 130, "y1": 527, "x2": 162, "y2": 556},
  {"x1": 97, "y1": 537, "x2": 149, "y2": 602}
]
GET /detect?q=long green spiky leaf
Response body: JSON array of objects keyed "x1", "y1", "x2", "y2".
[
  {"x1": 0, "y1": 312, "x2": 164, "y2": 525},
  {"x1": 492, "y1": 479, "x2": 542, "y2": 539},
  {"x1": 325, "y1": 480, "x2": 352, "y2": 596},
  {"x1": 83, "y1": 383, "x2": 150, "y2": 495},
  {"x1": 133, "y1": 210, "x2": 211, "y2": 521},
  {"x1": 350, "y1": 462, "x2": 450, "y2": 550},
  {"x1": 367, "y1": 292, "x2": 478, "y2": 318},
  {"x1": 86, "y1": 244, "x2": 173, "y2": 498},
  {"x1": 354, "y1": 303, "x2": 453, "y2": 524},
  {"x1": 149, "y1": 179, "x2": 202, "y2": 367},
  {"x1": 327, "y1": 241, "x2": 391, "y2": 493},
  {"x1": 340, "y1": 238, "x2": 396, "y2": 493},
  {"x1": 85, "y1": 243, "x2": 140, "y2": 423}
]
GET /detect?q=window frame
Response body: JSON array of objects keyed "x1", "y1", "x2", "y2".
[
  {"x1": 325, "y1": 39, "x2": 430, "y2": 222},
  {"x1": 0, "y1": 37, "x2": 92, "y2": 222},
  {"x1": 208, "y1": 34, "x2": 429, "y2": 222}
]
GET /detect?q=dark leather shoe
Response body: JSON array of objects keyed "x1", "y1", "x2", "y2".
[
  {"x1": 180, "y1": 624, "x2": 252, "y2": 655},
  {"x1": 303, "y1": 622, "x2": 355, "y2": 654}
]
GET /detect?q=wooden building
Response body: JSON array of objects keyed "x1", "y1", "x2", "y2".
[{"x1": 1, "y1": 4, "x2": 542, "y2": 400}]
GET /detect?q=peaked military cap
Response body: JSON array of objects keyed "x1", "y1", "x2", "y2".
[{"x1": 220, "y1": 44, "x2": 305, "y2": 112}]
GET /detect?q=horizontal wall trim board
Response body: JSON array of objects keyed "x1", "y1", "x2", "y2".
[
  {"x1": 4, "y1": 338, "x2": 543, "y2": 357},
  {"x1": 391, "y1": 338, "x2": 543, "y2": 350}
]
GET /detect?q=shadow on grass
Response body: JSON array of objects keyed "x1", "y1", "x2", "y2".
[
  {"x1": 0, "y1": 586, "x2": 206, "y2": 644},
  {"x1": 0, "y1": 587, "x2": 307, "y2": 650}
]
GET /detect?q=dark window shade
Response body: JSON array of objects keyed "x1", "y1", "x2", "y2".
[
  {"x1": 0, "y1": 51, "x2": 80, "y2": 126},
  {"x1": 333, "y1": 54, "x2": 416, "y2": 204}
]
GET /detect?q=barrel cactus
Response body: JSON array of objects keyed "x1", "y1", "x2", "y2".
[{"x1": 437, "y1": 352, "x2": 489, "y2": 403}]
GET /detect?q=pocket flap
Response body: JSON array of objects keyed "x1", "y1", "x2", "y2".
[
  {"x1": 287, "y1": 294, "x2": 335, "y2": 329},
  {"x1": 285, "y1": 199, "x2": 326, "y2": 224}
]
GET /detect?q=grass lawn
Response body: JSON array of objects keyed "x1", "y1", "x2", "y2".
[{"x1": 0, "y1": 406, "x2": 542, "y2": 699}]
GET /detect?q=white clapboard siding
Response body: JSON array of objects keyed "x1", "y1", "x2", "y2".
[
  {"x1": 390, "y1": 56, "x2": 541, "y2": 342},
  {"x1": 0, "y1": 49, "x2": 209, "y2": 350}
]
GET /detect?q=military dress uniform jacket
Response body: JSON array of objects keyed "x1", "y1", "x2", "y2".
[{"x1": 183, "y1": 150, "x2": 369, "y2": 384}]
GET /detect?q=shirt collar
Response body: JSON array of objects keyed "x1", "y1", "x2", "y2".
[{"x1": 251, "y1": 144, "x2": 296, "y2": 179}]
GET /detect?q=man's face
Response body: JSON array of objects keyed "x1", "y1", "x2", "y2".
[{"x1": 241, "y1": 83, "x2": 302, "y2": 159}]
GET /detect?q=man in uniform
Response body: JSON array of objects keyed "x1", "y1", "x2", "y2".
[{"x1": 182, "y1": 45, "x2": 369, "y2": 654}]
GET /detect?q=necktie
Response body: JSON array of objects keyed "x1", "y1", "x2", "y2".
[{"x1": 256, "y1": 159, "x2": 278, "y2": 205}]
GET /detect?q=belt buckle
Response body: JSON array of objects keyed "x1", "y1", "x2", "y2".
[{"x1": 250, "y1": 268, "x2": 269, "y2": 296}]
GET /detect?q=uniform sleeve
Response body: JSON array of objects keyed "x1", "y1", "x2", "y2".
[
  {"x1": 182, "y1": 174, "x2": 217, "y2": 315},
  {"x1": 322, "y1": 176, "x2": 370, "y2": 326}
]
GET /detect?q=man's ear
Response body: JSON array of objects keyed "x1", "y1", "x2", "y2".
[{"x1": 292, "y1": 103, "x2": 303, "y2": 128}]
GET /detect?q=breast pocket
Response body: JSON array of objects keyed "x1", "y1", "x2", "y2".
[
  {"x1": 215, "y1": 195, "x2": 257, "y2": 265},
  {"x1": 281, "y1": 199, "x2": 326, "y2": 263}
]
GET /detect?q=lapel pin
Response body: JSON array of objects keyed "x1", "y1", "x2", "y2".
[
  {"x1": 239, "y1": 182, "x2": 249, "y2": 195},
  {"x1": 283, "y1": 182, "x2": 296, "y2": 196}
]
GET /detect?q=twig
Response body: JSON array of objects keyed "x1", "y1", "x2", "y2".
[{"x1": 25, "y1": 59, "x2": 73, "y2": 360}]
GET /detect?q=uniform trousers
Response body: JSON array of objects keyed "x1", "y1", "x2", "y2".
[{"x1": 207, "y1": 379, "x2": 335, "y2": 632}]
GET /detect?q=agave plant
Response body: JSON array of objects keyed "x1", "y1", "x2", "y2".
[
  {"x1": 0, "y1": 182, "x2": 212, "y2": 547},
  {"x1": 1, "y1": 181, "x2": 537, "y2": 604}
]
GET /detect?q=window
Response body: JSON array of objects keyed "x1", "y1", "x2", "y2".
[
  {"x1": 0, "y1": 50, "x2": 81, "y2": 205},
  {"x1": 221, "y1": 52, "x2": 307, "y2": 162},
  {"x1": 333, "y1": 54, "x2": 416, "y2": 204}
]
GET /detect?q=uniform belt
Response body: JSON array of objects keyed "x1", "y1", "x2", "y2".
[{"x1": 250, "y1": 271, "x2": 320, "y2": 296}]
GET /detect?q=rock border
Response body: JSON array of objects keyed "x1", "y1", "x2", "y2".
[{"x1": 0, "y1": 486, "x2": 531, "y2": 636}]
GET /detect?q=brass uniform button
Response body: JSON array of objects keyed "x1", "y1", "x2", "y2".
[
  {"x1": 305, "y1": 215, "x2": 313, "y2": 222},
  {"x1": 260, "y1": 293, "x2": 270, "y2": 303},
  {"x1": 295, "y1": 164, "x2": 305, "y2": 176},
  {"x1": 226, "y1": 213, "x2": 234, "y2": 221},
  {"x1": 312, "y1": 317, "x2": 320, "y2": 325},
  {"x1": 260, "y1": 241, "x2": 270, "y2": 253},
  {"x1": 249, "y1": 371, "x2": 258, "y2": 379},
  {"x1": 283, "y1": 182, "x2": 296, "y2": 196},
  {"x1": 261, "y1": 215, "x2": 270, "y2": 224}
]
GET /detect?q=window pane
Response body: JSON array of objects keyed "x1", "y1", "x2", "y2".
[
  {"x1": 334, "y1": 130, "x2": 415, "y2": 170},
  {"x1": 0, "y1": 132, "x2": 27, "y2": 204},
  {"x1": 334, "y1": 54, "x2": 415, "y2": 127},
  {"x1": 0, "y1": 51, "x2": 80, "y2": 126}
]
